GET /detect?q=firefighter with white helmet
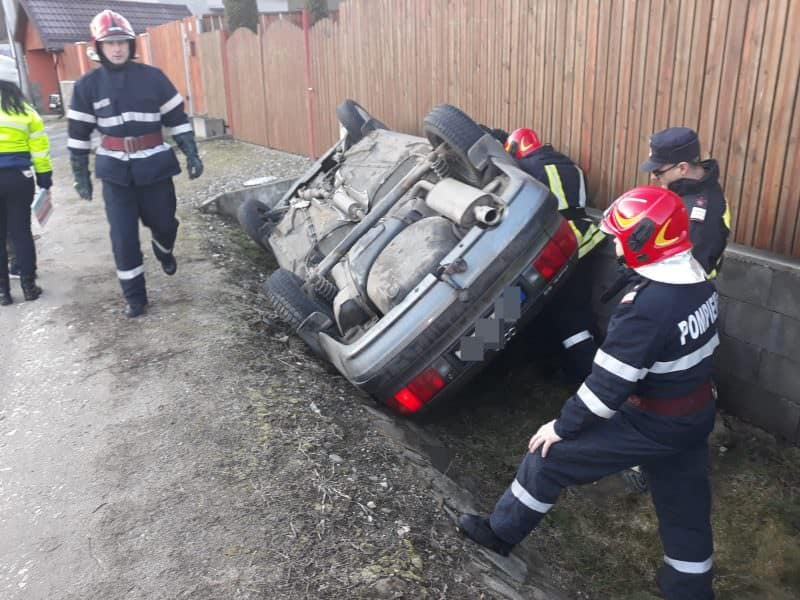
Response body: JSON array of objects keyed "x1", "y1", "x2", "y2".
[{"x1": 68, "y1": 10, "x2": 204, "y2": 318}]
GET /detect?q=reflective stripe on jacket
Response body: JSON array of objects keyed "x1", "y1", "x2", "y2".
[
  {"x1": 554, "y1": 278, "x2": 719, "y2": 445},
  {"x1": 518, "y1": 145, "x2": 605, "y2": 259},
  {"x1": 68, "y1": 62, "x2": 190, "y2": 187},
  {"x1": 0, "y1": 103, "x2": 52, "y2": 173}
]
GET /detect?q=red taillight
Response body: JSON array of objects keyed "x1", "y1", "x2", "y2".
[
  {"x1": 389, "y1": 368, "x2": 447, "y2": 414},
  {"x1": 532, "y1": 218, "x2": 577, "y2": 280}
]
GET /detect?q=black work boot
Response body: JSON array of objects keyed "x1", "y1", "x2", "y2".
[
  {"x1": 160, "y1": 254, "x2": 177, "y2": 276},
  {"x1": 457, "y1": 514, "x2": 513, "y2": 556},
  {"x1": 125, "y1": 302, "x2": 148, "y2": 318},
  {"x1": 0, "y1": 279, "x2": 12, "y2": 305},
  {"x1": 20, "y1": 275, "x2": 42, "y2": 301}
]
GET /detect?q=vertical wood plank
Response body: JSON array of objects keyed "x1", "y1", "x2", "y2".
[
  {"x1": 542, "y1": 0, "x2": 556, "y2": 141},
  {"x1": 668, "y1": 0, "x2": 696, "y2": 125},
  {"x1": 507, "y1": 0, "x2": 524, "y2": 132},
  {"x1": 707, "y1": 0, "x2": 747, "y2": 179},
  {"x1": 683, "y1": 1, "x2": 713, "y2": 132},
  {"x1": 586, "y1": 0, "x2": 611, "y2": 198},
  {"x1": 653, "y1": 0, "x2": 680, "y2": 133},
  {"x1": 597, "y1": 0, "x2": 628, "y2": 204},
  {"x1": 500, "y1": 0, "x2": 514, "y2": 130},
  {"x1": 551, "y1": 0, "x2": 566, "y2": 149},
  {"x1": 570, "y1": 0, "x2": 589, "y2": 162},
  {"x1": 722, "y1": 0, "x2": 767, "y2": 239},
  {"x1": 735, "y1": 0, "x2": 788, "y2": 245},
  {"x1": 620, "y1": 0, "x2": 651, "y2": 197},
  {"x1": 561, "y1": 0, "x2": 577, "y2": 157},
  {"x1": 609, "y1": 0, "x2": 637, "y2": 204},
  {"x1": 536, "y1": 0, "x2": 548, "y2": 134},
  {"x1": 579, "y1": 0, "x2": 600, "y2": 174},
  {"x1": 753, "y1": 0, "x2": 800, "y2": 250},
  {"x1": 696, "y1": 0, "x2": 731, "y2": 156},
  {"x1": 635, "y1": 0, "x2": 666, "y2": 187}
]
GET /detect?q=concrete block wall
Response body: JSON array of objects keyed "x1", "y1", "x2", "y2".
[{"x1": 588, "y1": 241, "x2": 800, "y2": 444}]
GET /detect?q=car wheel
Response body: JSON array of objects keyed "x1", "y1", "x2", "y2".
[
  {"x1": 423, "y1": 104, "x2": 493, "y2": 186},
  {"x1": 262, "y1": 268, "x2": 333, "y2": 330},
  {"x1": 336, "y1": 99, "x2": 388, "y2": 144},
  {"x1": 237, "y1": 197, "x2": 273, "y2": 251}
]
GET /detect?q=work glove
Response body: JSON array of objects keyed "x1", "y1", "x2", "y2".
[
  {"x1": 70, "y1": 153, "x2": 93, "y2": 201},
  {"x1": 173, "y1": 131, "x2": 204, "y2": 180},
  {"x1": 35, "y1": 171, "x2": 53, "y2": 190}
]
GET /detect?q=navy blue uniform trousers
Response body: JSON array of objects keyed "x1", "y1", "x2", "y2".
[
  {"x1": 529, "y1": 254, "x2": 599, "y2": 382},
  {"x1": 490, "y1": 406, "x2": 715, "y2": 600},
  {"x1": 102, "y1": 178, "x2": 179, "y2": 305},
  {"x1": 0, "y1": 168, "x2": 36, "y2": 281}
]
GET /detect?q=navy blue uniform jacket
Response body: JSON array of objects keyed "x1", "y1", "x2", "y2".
[
  {"x1": 68, "y1": 63, "x2": 191, "y2": 187},
  {"x1": 554, "y1": 279, "x2": 719, "y2": 446},
  {"x1": 668, "y1": 160, "x2": 730, "y2": 277}
]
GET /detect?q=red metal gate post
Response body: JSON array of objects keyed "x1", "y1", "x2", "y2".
[{"x1": 302, "y1": 9, "x2": 317, "y2": 159}]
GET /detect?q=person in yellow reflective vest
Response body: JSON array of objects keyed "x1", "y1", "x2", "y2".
[
  {"x1": 0, "y1": 56, "x2": 51, "y2": 305},
  {"x1": 504, "y1": 127, "x2": 606, "y2": 382}
]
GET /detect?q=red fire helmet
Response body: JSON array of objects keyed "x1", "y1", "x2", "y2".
[
  {"x1": 600, "y1": 185, "x2": 692, "y2": 267},
  {"x1": 90, "y1": 10, "x2": 136, "y2": 44},
  {"x1": 504, "y1": 128, "x2": 542, "y2": 159}
]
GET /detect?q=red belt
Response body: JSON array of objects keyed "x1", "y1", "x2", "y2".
[
  {"x1": 627, "y1": 382, "x2": 713, "y2": 417},
  {"x1": 101, "y1": 132, "x2": 164, "y2": 153}
]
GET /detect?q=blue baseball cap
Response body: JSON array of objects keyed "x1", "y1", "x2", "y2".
[{"x1": 640, "y1": 127, "x2": 701, "y2": 172}]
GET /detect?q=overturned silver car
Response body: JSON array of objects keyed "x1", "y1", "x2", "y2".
[{"x1": 238, "y1": 101, "x2": 578, "y2": 414}]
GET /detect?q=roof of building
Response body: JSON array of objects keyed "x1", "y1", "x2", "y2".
[{"x1": 18, "y1": 0, "x2": 192, "y2": 50}]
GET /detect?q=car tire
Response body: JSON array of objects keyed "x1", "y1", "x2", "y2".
[
  {"x1": 336, "y1": 99, "x2": 387, "y2": 144},
  {"x1": 423, "y1": 104, "x2": 492, "y2": 186},
  {"x1": 237, "y1": 197, "x2": 273, "y2": 251},
  {"x1": 262, "y1": 268, "x2": 332, "y2": 330}
]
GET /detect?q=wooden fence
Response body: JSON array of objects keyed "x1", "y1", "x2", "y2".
[
  {"x1": 56, "y1": 1, "x2": 800, "y2": 258},
  {"x1": 145, "y1": 17, "x2": 206, "y2": 116},
  {"x1": 210, "y1": 0, "x2": 800, "y2": 258},
  {"x1": 198, "y1": 30, "x2": 229, "y2": 126}
]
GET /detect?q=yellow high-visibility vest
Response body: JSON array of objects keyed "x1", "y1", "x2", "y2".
[
  {"x1": 0, "y1": 103, "x2": 52, "y2": 173},
  {"x1": 544, "y1": 163, "x2": 605, "y2": 259}
]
